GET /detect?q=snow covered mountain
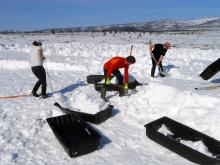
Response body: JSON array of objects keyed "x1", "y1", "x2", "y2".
[
  {"x1": 188, "y1": 17, "x2": 220, "y2": 30},
  {"x1": 35, "y1": 17, "x2": 220, "y2": 33},
  {"x1": 139, "y1": 17, "x2": 220, "y2": 31},
  {"x1": 91, "y1": 17, "x2": 220, "y2": 31}
]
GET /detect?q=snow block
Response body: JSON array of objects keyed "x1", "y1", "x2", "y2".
[
  {"x1": 145, "y1": 116, "x2": 220, "y2": 164},
  {"x1": 87, "y1": 75, "x2": 105, "y2": 84},
  {"x1": 200, "y1": 58, "x2": 220, "y2": 80},
  {"x1": 54, "y1": 103, "x2": 113, "y2": 124},
  {"x1": 46, "y1": 114, "x2": 102, "y2": 157}
]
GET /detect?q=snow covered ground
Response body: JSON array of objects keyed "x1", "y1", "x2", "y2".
[{"x1": 1, "y1": 31, "x2": 220, "y2": 165}]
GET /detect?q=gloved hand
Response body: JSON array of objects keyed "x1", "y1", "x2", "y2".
[
  {"x1": 124, "y1": 83, "x2": 128, "y2": 95},
  {"x1": 105, "y1": 77, "x2": 111, "y2": 85},
  {"x1": 124, "y1": 83, "x2": 128, "y2": 89}
]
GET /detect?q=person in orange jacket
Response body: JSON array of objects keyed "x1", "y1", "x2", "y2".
[{"x1": 103, "y1": 56, "x2": 136, "y2": 91}]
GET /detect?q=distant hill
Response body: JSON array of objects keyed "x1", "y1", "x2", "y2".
[{"x1": 28, "y1": 17, "x2": 220, "y2": 33}]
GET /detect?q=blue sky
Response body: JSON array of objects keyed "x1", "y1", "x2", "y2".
[{"x1": 0, "y1": 0, "x2": 219, "y2": 31}]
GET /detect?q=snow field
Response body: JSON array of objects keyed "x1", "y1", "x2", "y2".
[{"x1": 1, "y1": 33, "x2": 220, "y2": 164}]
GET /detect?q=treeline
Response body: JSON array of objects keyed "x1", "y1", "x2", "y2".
[
  {"x1": 32, "y1": 27, "x2": 207, "y2": 34},
  {"x1": 0, "y1": 28, "x2": 207, "y2": 35}
]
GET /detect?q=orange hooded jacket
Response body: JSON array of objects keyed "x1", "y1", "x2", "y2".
[{"x1": 104, "y1": 56, "x2": 129, "y2": 83}]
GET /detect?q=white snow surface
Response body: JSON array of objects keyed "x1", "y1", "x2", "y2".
[
  {"x1": 157, "y1": 124, "x2": 215, "y2": 158},
  {"x1": 1, "y1": 32, "x2": 220, "y2": 165},
  {"x1": 180, "y1": 140, "x2": 215, "y2": 158},
  {"x1": 157, "y1": 124, "x2": 174, "y2": 136}
]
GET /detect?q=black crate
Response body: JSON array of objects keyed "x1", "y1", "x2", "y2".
[
  {"x1": 200, "y1": 58, "x2": 220, "y2": 80},
  {"x1": 145, "y1": 116, "x2": 220, "y2": 164},
  {"x1": 46, "y1": 114, "x2": 102, "y2": 157},
  {"x1": 54, "y1": 103, "x2": 113, "y2": 124}
]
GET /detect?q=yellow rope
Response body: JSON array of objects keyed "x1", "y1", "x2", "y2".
[{"x1": 0, "y1": 94, "x2": 30, "y2": 99}]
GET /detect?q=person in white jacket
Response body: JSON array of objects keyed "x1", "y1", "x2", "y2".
[{"x1": 30, "y1": 41, "x2": 47, "y2": 98}]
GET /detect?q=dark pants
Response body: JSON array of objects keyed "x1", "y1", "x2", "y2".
[
  {"x1": 151, "y1": 57, "x2": 163, "y2": 77},
  {"x1": 104, "y1": 68, "x2": 123, "y2": 85},
  {"x1": 31, "y1": 66, "x2": 47, "y2": 95}
]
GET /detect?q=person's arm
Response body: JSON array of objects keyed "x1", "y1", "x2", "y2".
[
  {"x1": 124, "y1": 66, "x2": 129, "y2": 84},
  {"x1": 149, "y1": 44, "x2": 154, "y2": 56},
  {"x1": 106, "y1": 65, "x2": 113, "y2": 79},
  {"x1": 105, "y1": 65, "x2": 113, "y2": 85},
  {"x1": 157, "y1": 55, "x2": 164, "y2": 65},
  {"x1": 38, "y1": 48, "x2": 45, "y2": 60}
]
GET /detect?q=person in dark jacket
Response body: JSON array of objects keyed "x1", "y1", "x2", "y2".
[
  {"x1": 149, "y1": 42, "x2": 171, "y2": 78},
  {"x1": 30, "y1": 41, "x2": 47, "y2": 98}
]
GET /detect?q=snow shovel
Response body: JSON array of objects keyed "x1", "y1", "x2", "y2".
[
  {"x1": 151, "y1": 55, "x2": 168, "y2": 77},
  {"x1": 129, "y1": 44, "x2": 133, "y2": 56}
]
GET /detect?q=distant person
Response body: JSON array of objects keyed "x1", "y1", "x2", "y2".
[
  {"x1": 30, "y1": 41, "x2": 47, "y2": 98},
  {"x1": 102, "y1": 56, "x2": 136, "y2": 98},
  {"x1": 149, "y1": 42, "x2": 171, "y2": 78}
]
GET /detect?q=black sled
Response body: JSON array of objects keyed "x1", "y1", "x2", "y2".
[
  {"x1": 88, "y1": 74, "x2": 144, "y2": 99},
  {"x1": 46, "y1": 114, "x2": 102, "y2": 158},
  {"x1": 87, "y1": 75, "x2": 105, "y2": 84},
  {"x1": 200, "y1": 58, "x2": 220, "y2": 80},
  {"x1": 94, "y1": 80, "x2": 142, "y2": 92},
  {"x1": 87, "y1": 74, "x2": 143, "y2": 89},
  {"x1": 54, "y1": 102, "x2": 113, "y2": 124},
  {"x1": 145, "y1": 116, "x2": 220, "y2": 164}
]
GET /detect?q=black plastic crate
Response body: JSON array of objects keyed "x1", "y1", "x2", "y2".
[
  {"x1": 200, "y1": 58, "x2": 220, "y2": 80},
  {"x1": 46, "y1": 114, "x2": 102, "y2": 157},
  {"x1": 54, "y1": 102, "x2": 113, "y2": 124},
  {"x1": 145, "y1": 116, "x2": 220, "y2": 164}
]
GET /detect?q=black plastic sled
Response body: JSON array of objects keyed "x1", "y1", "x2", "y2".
[
  {"x1": 87, "y1": 75, "x2": 143, "y2": 89},
  {"x1": 94, "y1": 80, "x2": 143, "y2": 92},
  {"x1": 145, "y1": 116, "x2": 220, "y2": 164},
  {"x1": 54, "y1": 102, "x2": 113, "y2": 124},
  {"x1": 200, "y1": 58, "x2": 220, "y2": 80},
  {"x1": 95, "y1": 83, "x2": 120, "y2": 92},
  {"x1": 87, "y1": 75, "x2": 105, "y2": 84},
  {"x1": 46, "y1": 114, "x2": 102, "y2": 157}
]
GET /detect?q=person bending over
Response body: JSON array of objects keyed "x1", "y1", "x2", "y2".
[
  {"x1": 149, "y1": 42, "x2": 171, "y2": 78},
  {"x1": 103, "y1": 55, "x2": 136, "y2": 94}
]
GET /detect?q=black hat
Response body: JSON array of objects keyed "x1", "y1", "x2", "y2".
[
  {"x1": 126, "y1": 56, "x2": 136, "y2": 64},
  {"x1": 32, "y1": 41, "x2": 38, "y2": 46}
]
